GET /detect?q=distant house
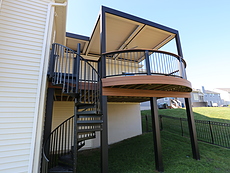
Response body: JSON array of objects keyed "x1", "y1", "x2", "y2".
[
  {"x1": 190, "y1": 88, "x2": 207, "y2": 107},
  {"x1": 155, "y1": 86, "x2": 223, "y2": 108},
  {"x1": 156, "y1": 89, "x2": 206, "y2": 108},
  {"x1": 202, "y1": 89, "x2": 222, "y2": 107},
  {"x1": 213, "y1": 88, "x2": 230, "y2": 105}
]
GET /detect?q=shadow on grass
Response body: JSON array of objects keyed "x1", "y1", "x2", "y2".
[{"x1": 77, "y1": 131, "x2": 230, "y2": 173}]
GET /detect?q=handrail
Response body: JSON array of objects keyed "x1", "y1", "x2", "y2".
[
  {"x1": 103, "y1": 48, "x2": 187, "y2": 79},
  {"x1": 80, "y1": 56, "x2": 101, "y2": 78},
  {"x1": 42, "y1": 115, "x2": 74, "y2": 170},
  {"x1": 48, "y1": 43, "x2": 101, "y2": 106}
]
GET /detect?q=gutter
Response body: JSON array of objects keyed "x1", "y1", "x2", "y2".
[{"x1": 0, "y1": 0, "x2": 3, "y2": 12}]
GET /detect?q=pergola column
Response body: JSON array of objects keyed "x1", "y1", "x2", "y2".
[
  {"x1": 100, "y1": 6, "x2": 108, "y2": 173},
  {"x1": 150, "y1": 97, "x2": 164, "y2": 172},
  {"x1": 184, "y1": 98, "x2": 200, "y2": 160}
]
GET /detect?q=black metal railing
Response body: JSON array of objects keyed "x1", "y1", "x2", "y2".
[
  {"x1": 49, "y1": 43, "x2": 101, "y2": 111},
  {"x1": 143, "y1": 115, "x2": 230, "y2": 148},
  {"x1": 42, "y1": 43, "x2": 102, "y2": 172},
  {"x1": 43, "y1": 115, "x2": 74, "y2": 171},
  {"x1": 103, "y1": 49, "x2": 186, "y2": 78}
]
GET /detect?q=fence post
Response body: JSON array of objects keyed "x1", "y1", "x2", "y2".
[
  {"x1": 208, "y1": 121, "x2": 214, "y2": 144},
  {"x1": 180, "y1": 118, "x2": 184, "y2": 136},
  {"x1": 145, "y1": 115, "x2": 149, "y2": 132}
]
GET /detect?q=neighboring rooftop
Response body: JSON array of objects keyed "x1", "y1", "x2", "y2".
[
  {"x1": 205, "y1": 90, "x2": 220, "y2": 94},
  {"x1": 215, "y1": 88, "x2": 230, "y2": 93}
]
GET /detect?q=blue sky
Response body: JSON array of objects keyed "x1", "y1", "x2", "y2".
[{"x1": 66, "y1": 0, "x2": 230, "y2": 90}]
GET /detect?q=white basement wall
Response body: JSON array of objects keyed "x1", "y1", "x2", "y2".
[
  {"x1": 89, "y1": 102, "x2": 143, "y2": 148},
  {"x1": 0, "y1": 0, "x2": 52, "y2": 172},
  {"x1": 107, "y1": 102, "x2": 142, "y2": 144},
  {"x1": 52, "y1": 102, "x2": 142, "y2": 149}
]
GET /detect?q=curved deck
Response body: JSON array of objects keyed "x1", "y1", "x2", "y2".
[{"x1": 102, "y1": 75, "x2": 192, "y2": 102}]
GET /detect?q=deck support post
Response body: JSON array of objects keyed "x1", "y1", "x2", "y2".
[
  {"x1": 101, "y1": 96, "x2": 108, "y2": 173},
  {"x1": 100, "y1": 6, "x2": 108, "y2": 173},
  {"x1": 43, "y1": 88, "x2": 54, "y2": 147},
  {"x1": 150, "y1": 97, "x2": 164, "y2": 172},
  {"x1": 184, "y1": 97, "x2": 200, "y2": 160}
]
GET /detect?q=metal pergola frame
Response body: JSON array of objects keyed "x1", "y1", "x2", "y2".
[
  {"x1": 99, "y1": 6, "x2": 200, "y2": 173},
  {"x1": 43, "y1": 5, "x2": 200, "y2": 173}
]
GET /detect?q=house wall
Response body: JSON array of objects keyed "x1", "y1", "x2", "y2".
[
  {"x1": 51, "y1": 102, "x2": 142, "y2": 149},
  {"x1": 107, "y1": 102, "x2": 142, "y2": 144},
  {"x1": 0, "y1": 0, "x2": 54, "y2": 172},
  {"x1": 203, "y1": 93, "x2": 222, "y2": 106},
  {"x1": 89, "y1": 103, "x2": 142, "y2": 148},
  {"x1": 213, "y1": 89, "x2": 230, "y2": 105}
]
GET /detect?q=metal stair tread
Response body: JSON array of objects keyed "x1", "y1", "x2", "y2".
[
  {"x1": 78, "y1": 128, "x2": 102, "y2": 132},
  {"x1": 77, "y1": 120, "x2": 103, "y2": 124},
  {"x1": 78, "y1": 115, "x2": 102, "y2": 118},
  {"x1": 48, "y1": 165, "x2": 73, "y2": 173},
  {"x1": 78, "y1": 135, "x2": 96, "y2": 141},
  {"x1": 77, "y1": 111, "x2": 101, "y2": 115},
  {"x1": 76, "y1": 103, "x2": 96, "y2": 109},
  {"x1": 78, "y1": 131, "x2": 96, "y2": 135}
]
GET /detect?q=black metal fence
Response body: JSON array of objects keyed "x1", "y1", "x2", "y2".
[{"x1": 142, "y1": 115, "x2": 230, "y2": 148}]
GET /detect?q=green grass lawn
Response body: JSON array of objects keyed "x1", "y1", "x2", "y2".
[
  {"x1": 142, "y1": 107, "x2": 230, "y2": 123},
  {"x1": 77, "y1": 131, "x2": 230, "y2": 173},
  {"x1": 141, "y1": 107, "x2": 230, "y2": 148},
  {"x1": 76, "y1": 107, "x2": 230, "y2": 172}
]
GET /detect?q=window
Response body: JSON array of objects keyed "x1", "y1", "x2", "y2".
[{"x1": 193, "y1": 93, "x2": 199, "y2": 100}]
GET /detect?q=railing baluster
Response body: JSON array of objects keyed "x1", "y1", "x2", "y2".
[{"x1": 145, "y1": 50, "x2": 151, "y2": 75}]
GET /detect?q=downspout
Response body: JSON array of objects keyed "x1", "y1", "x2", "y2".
[
  {"x1": 28, "y1": 1, "x2": 67, "y2": 173},
  {"x1": 0, "y1": 0, "x2": 3, "y2": 12}
]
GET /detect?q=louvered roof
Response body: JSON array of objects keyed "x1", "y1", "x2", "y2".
[{"x1": 66, "y1": 6, "x2": 178, "y2": 58}]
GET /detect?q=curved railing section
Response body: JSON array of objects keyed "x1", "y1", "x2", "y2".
[
  {"x1": 49, "y1": 43, "x2": 101, "y2": 111},
  {"x1": 103, "y1": 49, "x2": 187, "y2": 79},
  {"x1": 42, "y1": 115, "x2": 74, "y2": 171},
  {"x1": 42, "y1": 43, "x2": 102, "y2": 172}
]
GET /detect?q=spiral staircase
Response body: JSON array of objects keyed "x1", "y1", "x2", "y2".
[{"x1": 41, "y1": 43, "x2": 102, "y2": 173}]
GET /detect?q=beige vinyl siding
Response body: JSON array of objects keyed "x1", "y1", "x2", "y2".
[
  {"x1": 0, "y1": 0, "x2": 51, "y2": 172},
  {"x1": 52, "y1": 101, "x2": 93, "y2": 149},
  {"x1": 52, "y1": 101, "x2": 74, "y2": 130}
]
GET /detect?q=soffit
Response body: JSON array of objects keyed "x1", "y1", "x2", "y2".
[
  {"x1": 66, "y1": 37, "x2": 88, "y2": 52},
  {"x1": 65, "y1": 10, "x2": 176, "y2": 56}
]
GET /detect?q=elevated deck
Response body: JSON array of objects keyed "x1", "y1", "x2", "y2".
[
  {"x1": 101, "y1": 49, "x2": 192, "y2": 102},
  {"x1": 102, "y1": 75, "x2": 192, "y2": 102}
]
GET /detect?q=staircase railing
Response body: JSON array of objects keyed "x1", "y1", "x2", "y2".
[
  {"x1": 43, "y1": 115, "x2": 74, "y2": 170},
  {"x1": 42, "y1": 43, "x2": 101, "y2": 172},
  {"x1": 49, "y1": 43, "x2": 101, "y2": 111}
]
